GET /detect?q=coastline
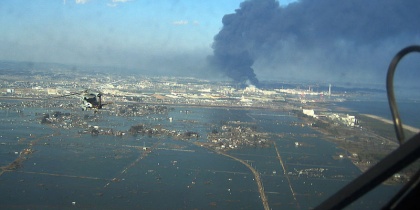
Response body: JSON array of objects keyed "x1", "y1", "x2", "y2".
[{"x1": 362, "y1": 114, "x2": 420, "y2": 133}]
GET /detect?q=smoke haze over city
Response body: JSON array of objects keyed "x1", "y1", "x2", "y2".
[
  {"x1": 209, "y1": 0, "x2": 420, "y2": 86},
  {"x1": 1, "y1": 0, "x2": 419, "y2": 87}
]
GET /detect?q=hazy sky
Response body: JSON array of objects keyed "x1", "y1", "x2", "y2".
[
  {"x1": 0, "y1": 1, "x2": 294, "y2": 72},
  {"x1": 0, "y1": 0, "x2": 235, "y2": 65},
  {"x1": 1, "y1": 0, "x2": 419, "y2": 87}
]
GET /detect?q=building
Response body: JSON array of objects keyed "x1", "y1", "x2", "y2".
[{"x1": 303, "y1": 109, "x2": 316, "y2": 117}]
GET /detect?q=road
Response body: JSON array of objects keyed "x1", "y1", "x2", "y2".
[{"x1": 217, "y1": 151, "x2": 270, "y2": 210}]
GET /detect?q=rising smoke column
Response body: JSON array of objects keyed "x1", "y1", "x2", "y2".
[
  {"x1": 209, "y1": 0, "x2": 420, "y2": 85},
  {"x1": 208, "y1": 0, "x2": 281, "y2": 87}
]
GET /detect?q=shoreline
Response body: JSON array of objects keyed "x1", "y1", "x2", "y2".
[{"x1": 362, "y1": 114, "x2": 420, "y2": 133}]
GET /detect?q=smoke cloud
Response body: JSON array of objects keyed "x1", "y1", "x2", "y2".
[{"x1": 209, "y1": 0, "x2": 420, "y2": 86}]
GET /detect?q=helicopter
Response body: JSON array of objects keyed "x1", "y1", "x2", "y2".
[
  {"x1": 80, "y1": 90, "x2": 107, "y2": 111},
  {"x1": 54, "y1": 89, "x2": 109, "y2": 112}
]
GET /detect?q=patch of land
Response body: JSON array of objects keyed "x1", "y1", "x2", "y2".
[
  {"x1": 298, "y1": 111, "x2": 419, "y2": 184},
  {"x1": 362, "y1": 114, "x2": 420, "y2": 133}
]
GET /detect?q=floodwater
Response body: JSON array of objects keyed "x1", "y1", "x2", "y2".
[{"x1": 0, "y1": 104, "x2": 401, "y2": 209}]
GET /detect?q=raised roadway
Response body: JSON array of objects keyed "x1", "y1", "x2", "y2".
[{"x1": 216, "y1": 151, "x2": 270, "y2": 210}]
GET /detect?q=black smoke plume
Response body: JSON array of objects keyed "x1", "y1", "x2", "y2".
[{"x1": 209, "y1": 0, "x2": 420, "y2": 86}]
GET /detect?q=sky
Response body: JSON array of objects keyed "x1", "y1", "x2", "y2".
[
  {"x1": 0, "y1": 0, "x2": 256, "y2": 70},
  {"x1": 1, "y1": 0, "x2": 419, "y2": 87}
]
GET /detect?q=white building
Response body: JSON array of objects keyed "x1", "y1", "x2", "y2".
[{"x1": 302, "y1": 109, "x2": 316, "y2": 117}]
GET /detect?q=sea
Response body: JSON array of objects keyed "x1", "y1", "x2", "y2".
[{"x1": 0, "y1": 96, "x2": 418, "y2": 209}]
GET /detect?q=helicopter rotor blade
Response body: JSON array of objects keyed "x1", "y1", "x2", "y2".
[{"x1": 50, "y1": 92, "x2": 82, "y2": 99}]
